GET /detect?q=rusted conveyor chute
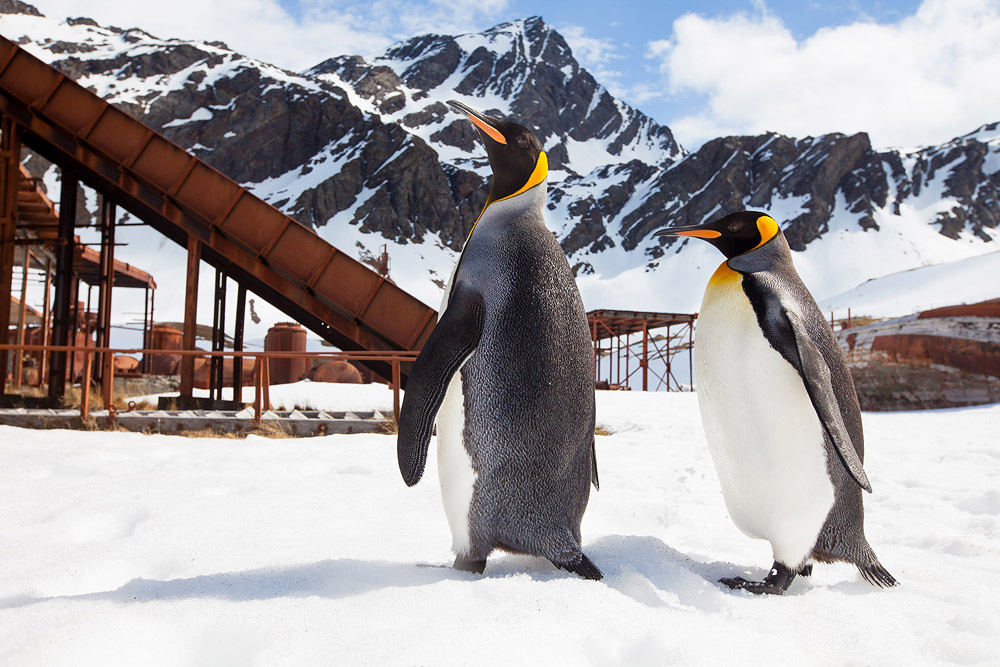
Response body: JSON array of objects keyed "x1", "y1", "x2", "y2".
[{"x1": 0, "y1": 35, "x2": 436, "y2": 384}]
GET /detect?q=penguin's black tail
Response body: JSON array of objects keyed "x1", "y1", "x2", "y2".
[
  {"x1": 555, "y1": 554, "x2": 603, "y2": 581},
  {"x1": 858, "y1": 560, "x2": 898, "y2": 588}
]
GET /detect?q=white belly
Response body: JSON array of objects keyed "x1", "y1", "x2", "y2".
[
  {"x1": 435, "y1": 279, "x2": 477, "y2": 556},
  {"x1": 694, "y1": 270, "x2": 834, "y2": 567}
]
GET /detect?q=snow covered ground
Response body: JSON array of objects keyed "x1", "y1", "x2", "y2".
[{"x1": 2, "y1": 388, "x2": 998, "y2": 665}]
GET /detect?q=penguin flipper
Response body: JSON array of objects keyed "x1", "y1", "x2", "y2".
[
  {"x1": 785, "y1": 309, "x2": 872, "y2": 493},
  {"x1": 396, "y1": 284, "x2": 484, "y2": 486}
]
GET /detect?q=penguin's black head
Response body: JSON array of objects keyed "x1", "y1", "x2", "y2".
[
  {"x1": 448, "y1": 100, "x2": 547, "y2": 204},
  {"x1": 654, "y1": 211, "x2": 781, "y2": 259}
]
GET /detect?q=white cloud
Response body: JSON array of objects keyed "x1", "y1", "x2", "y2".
[
  {"x1": 558, "y1": 24, "x2": 624, "y2": 91},
  {"x1": 27, "y1": 0, "x2": 511, "y2": 72},
  {"x1": 650, "y1": 0, "x2": 1000, "y2": 149}
]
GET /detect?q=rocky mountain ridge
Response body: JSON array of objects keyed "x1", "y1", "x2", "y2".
[{"x1": 2, "y1": 1, "x2": 997, "y2": 311}]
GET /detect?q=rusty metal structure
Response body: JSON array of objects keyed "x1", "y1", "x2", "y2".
[
  {"x1": 588, "y1": 309, "x2": 697, "y2": 391},
  {"x1": 0, "y1": 35, "x2": 436, "y2": 403}
]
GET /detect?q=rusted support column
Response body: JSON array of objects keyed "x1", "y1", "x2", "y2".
[
  {"x1": 141, "y1": 285, "x2": 150, "y2": 374},
  {"x1": 253, "y1": 355, "x2": 262, "y2": 422},
  {"x1": 180, "y1": 237, "x2": 200, "y2": 396},
  {"x1": 624, "y1": 331, "x2": 630, "y2": 390},
  {"x1": 98, "y1": 198, "x2": 115, "y2": 408},
  {"x1": 233, "y1": 283, "x2": 246, "y2": 403},
  {"x1": 39, "y1": 257, "x2": 51, "y2": 381},
  {"x1": 688, "y1": 320, "x2": 694, "y2": 392},
  {"x1": 14, "y1": 247, "x2": 28, "y2": 388},
  {"x1": 210, "y1": 268, "x2": 226, "y2": 401},
  {"x1": 642, "y1": 321, "x2": 648, "y2": 392},
  {"x1": 0, "y1": 117, "x2": 21, "y2": 394},
  {"x1": 665, "y1": 324, "x2": 672, "y2": 391},
  {"x1": 80, "y1": 350, "x2": 93, "y2": 420},
  {"x1": 48, "y1": 171, "x2": 77, "y2": 401},
  {"x1": 147, "y1": 287, "x2": 155, "y2": 373}
]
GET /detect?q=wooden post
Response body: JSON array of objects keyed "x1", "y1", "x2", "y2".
[
  {"x1": 179, "y1": 237, "x2": 200, "y2": 396},
  {"x1": 0, "y1": 117, "x2": 21, "y2": 394},
  {"x1": 14, "y1": 247, "x2": 28, "y2": 388}
]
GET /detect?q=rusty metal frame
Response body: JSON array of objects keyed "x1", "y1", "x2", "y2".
[{"x1": 587, "y1": 309, "x2": 697, "y2": 391}]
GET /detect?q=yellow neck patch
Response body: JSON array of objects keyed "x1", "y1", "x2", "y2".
[
  {"x1": 753, "y1": 215, "x2": 779, "y2": 250},
  {"x1": 708, "y1": 260, "x2": 740, "y2": 287},
  {"x1": 466, "y1": 151, "x2": 548, "y2": 241}
]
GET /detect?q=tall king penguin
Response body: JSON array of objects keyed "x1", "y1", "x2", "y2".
[
  {"x1": 396, "y1": 101, "x2": 601, "y2": 580},
  {"x1": 656, "y1": 211, "x2": 897, "y2": 594}
]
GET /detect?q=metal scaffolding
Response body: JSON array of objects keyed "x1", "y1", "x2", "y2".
[{"x1": 588, "y1": 309, "x2": 697, "y2": 391}]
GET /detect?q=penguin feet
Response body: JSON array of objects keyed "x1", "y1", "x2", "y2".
[
  {"x1": 720, "y1": 561, "x2": 796, "y2": 595},
  {"x1": 552, "y1": 554, "x2": 603, "y2": 581},
  {"x1": 453, "y1": 556, "x2": 487, "y2": 574},
  {"x1": 798, "y1": 564, "x2": 813, "y2": 577}
]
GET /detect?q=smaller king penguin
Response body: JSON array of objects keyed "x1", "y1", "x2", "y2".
[
  {"x1": 396, "y1": 101, "x2": 601, "y2": 580},
  {"x1": 656, "y1": 211, "x2": 897, "y2": 594}
]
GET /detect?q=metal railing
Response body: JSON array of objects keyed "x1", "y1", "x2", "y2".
[{"x1": 0, "y1": 343, "x2": 417, "y2": 424}]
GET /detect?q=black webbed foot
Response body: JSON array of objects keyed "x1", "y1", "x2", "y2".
[
  {"x1": 798, "y1": 564, "x2": 813, "y2": 577},
  {"x1": 552, "y1": 553, "x2": 603, "y2": 581},
  {"x1": 453, "y1": 556, "x2": 487, "y2": 574},
  {"x1": 720, "y1": 561, "x2": 796, "y2": 595}
]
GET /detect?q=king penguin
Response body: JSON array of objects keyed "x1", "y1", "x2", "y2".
[
  {"x1": 656, "y1": 211, "x2": 897, "y2": 594},
  {"x1": 396, "y1": 100, "x2": 601, "y2": 580}
]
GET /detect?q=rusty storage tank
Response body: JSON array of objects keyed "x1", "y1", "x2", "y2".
[
  {"x1": 265, "y1": 322, "x2": 308, "y2": 385},
  {"x1": 147, "y1": 325, "x2": 183, "y2": 375},
  {"x1": 310, "y1": 360, "x2": 364, "y2": 384}
]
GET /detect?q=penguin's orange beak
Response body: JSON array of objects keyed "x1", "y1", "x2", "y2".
[
  {"x1": 654, "y1": 225, "x2": 721, "y2": 239},
  {"x1": 448, "y1": 100, "x2": 506, "y2": 145}
]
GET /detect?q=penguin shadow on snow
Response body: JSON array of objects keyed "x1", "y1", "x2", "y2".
[
  {"x1": 585, "y1": 535, "x2": 881, "y2": 605},
  {"x1": 0, "y1": 558, "x2": 485, "y2": 609}
]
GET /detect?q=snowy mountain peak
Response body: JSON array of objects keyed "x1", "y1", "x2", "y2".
[{"x1": 308, "y1": 16, "x2": 682, "y2": 180}]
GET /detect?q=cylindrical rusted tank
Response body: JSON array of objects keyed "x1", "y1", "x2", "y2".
[
  {"x1": 147, "y1": 325, "x2": 183, "y2": 375},
  {"x1": 310, "y1": 360, "x2": 364, "y2": 384},
  {"x1": 265, "y1": 322, "x2": 308, "y2": 385}
]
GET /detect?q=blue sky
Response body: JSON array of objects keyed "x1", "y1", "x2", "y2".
[{"x1": 27, "y1": 0, "x2": 1000, "y2": 149}]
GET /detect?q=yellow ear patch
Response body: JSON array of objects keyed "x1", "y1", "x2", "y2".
[{"x1": 753, "y1": 215, "x2": 779, "y2": 249}]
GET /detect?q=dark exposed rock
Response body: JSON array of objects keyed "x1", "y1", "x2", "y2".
[{"x1": 0, "y1": 0, "x2": 41, "y2": 16}]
